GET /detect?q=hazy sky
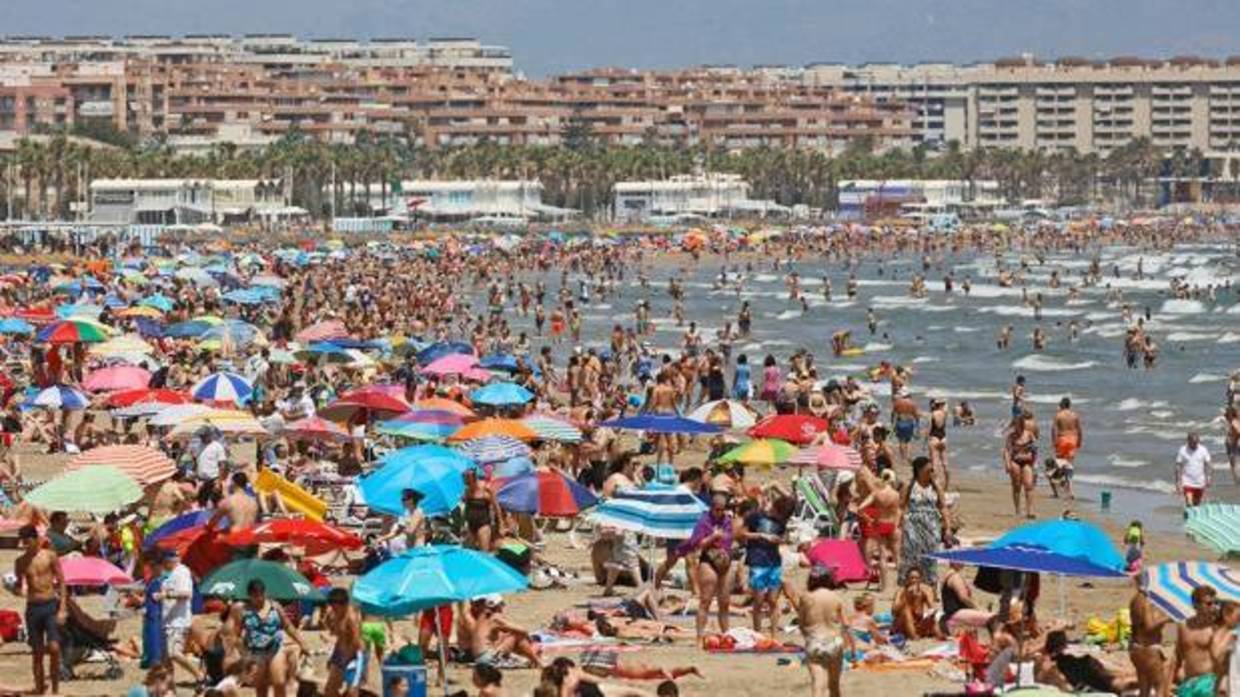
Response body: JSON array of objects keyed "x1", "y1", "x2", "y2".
[{"x1": 8, "y1": 0, "x2": 1240, "y2": 76}]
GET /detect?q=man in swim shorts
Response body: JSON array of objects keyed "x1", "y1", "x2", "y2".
[
  {"x1": 1051, "y1": 397, "x2": 1083, "y2": 464},
  {"x1": 323, "y1": 587, "x2": 366, "y2": 697},
  {"x1": 795, "y1": 565, "x2": 854, "y2": 697},
  {"x1": 1172, "y1": 586, "x2": 1217, "y2": 697}
]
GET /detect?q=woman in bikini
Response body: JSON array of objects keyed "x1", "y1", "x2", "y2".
[
  {"x1": 1004, "y1": 415, "x2": 1039, "y2": 519},
  {"x1": 927, "y1": 398, "x2": 950, "y2": 488},
  {"x1": 462, "y1": 469, "x2": 503, "y2": 552},
  {"x1": 677, "y1": 493, "x2": 736, "y2": 646}
]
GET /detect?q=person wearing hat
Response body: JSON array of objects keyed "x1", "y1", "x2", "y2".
[{"x1": 153, "y1": 547, "x2": 202, "y2": 686}]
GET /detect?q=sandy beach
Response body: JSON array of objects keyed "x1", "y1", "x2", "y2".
[{"x1": 0, "y1": 437, "x2": 1215, "y2": 697}]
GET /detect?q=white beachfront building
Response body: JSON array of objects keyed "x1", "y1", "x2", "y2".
[
  {"x1": 89, "y1": 178, "x2": 297, "y2": 225},
  {"x1": 836, "y1": 179, "x2": 1003, "y2": 221},
  {"x1": 357, "y1": 180, "x2": 576, "y2": 223},
  {"x1": 612, "y1": 173, "x2": 788, "y2": 223}
]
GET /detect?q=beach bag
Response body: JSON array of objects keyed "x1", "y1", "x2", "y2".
[
  {"x1": 0, "y1": 609, "x2": 22, "y2": 642},
  {"x1": 496, "y1": 542, "x2": 532, "y2": 575}
]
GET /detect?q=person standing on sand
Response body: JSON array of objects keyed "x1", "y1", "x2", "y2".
[
  {"x1": 790, "y1": 565, "x2": 854, "y2": 697},
  {"x1": 1175, "y1": 432, "x2": 1212, "y2": 508},
  {"x1": 1172, "y1": 586, "x2": 1219, "y2": 697},
  {"x1": 854, "y1": 470, "x2": 901, "y2": 593},
  {"x1": 1129, "y1": 578, "x2": 1174, "y2": 697},
  {"x1": 1004, "y1": 415, "x2": 1038, "y2": 519},
  {"x1": 14, "y1": 524, "x2": 67, "y2": 696},
  {"x1": 926, "y1": 398, "x2": 950, "y2": 488},
  {"x1": 1225, "y1": 406, "x2": 1240, "y2": 486},
  {"x1": 678, "y1": 494, "x2": 736, "y2": 645}
]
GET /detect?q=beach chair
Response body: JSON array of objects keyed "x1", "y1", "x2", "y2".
[{"x1": 792, "y1": 476, "x2": 837, "y2": 538}]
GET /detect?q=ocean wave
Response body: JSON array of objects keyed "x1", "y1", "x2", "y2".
[
  {"x1": 953, "y1": 326, "x2": 981, "y2": 333},
  {"x1": 775, "y1": 310, "x2": 803, "y2": 320},
  {"x1": 912, "y1": 356, "x2": 938, "y2": 364},
  {"x1": 1188, "y1": 372, "x2": 1226, "y2": 384},
  {"x1": 922, "y1": 387, "x2": 1007, "y2": 401},
  {"x1": 1073, "y1": 473, "x2": 1177, "y2": 495},
  {"x1": 863, "y1": 342, "x2": 892, "y2": 352},
  {"x1": 1219, "y1": 332, "x2": 1240, "y2": 344},
  {"x1": 1160, "y1": 299, "x2": 1206, "y2": 315},
  {"x1": 1025, "y1": 394, "x2": 1090, "y2": 405},
  {"x1": 1150, "y1": 410, "x2": 1175, "y2": 419},
  {"x1": 1011, "y1": 355, "x2": 1097, "y2": 372},
  {"x1": 978, "y1": 306, "x2": 1082, "y2": 319},
  {"x1": 1107, "y1": 454, "x2": 1148, "y2": 469},
  {"x1": 1115, "y1": 397, "x2": 1168, "y2": 411},
  {"x1": 1166, "y1": 332, "x2": 1216, "y2": 342}
]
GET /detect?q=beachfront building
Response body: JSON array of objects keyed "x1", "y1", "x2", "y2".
[
  {"x1": 89, "y1": 178, "x2": 292, "y2": 225},
  {"x1": 836, "y1": 179, "x2": 1003, "y2": 222},
  {"x1": 613, "y1": 173, "x2": 788, "y2": 223},
  {"x1": 357, "y1": 180, "x2": 576, "y2": 223}
]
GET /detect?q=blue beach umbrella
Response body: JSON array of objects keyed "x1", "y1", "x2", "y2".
[
  {"x1": 359, "y1": 455, "x2": 467, "y2": 517},
  {"x1": 32, "y1": 384, "x2": 91, "y2": 410},
  {"x1": 929, "y1": 520, "x2": 1126, "y2": 577},
  {"x1": 416, "y1": 341, "x2": 473, "y2": 365},
  {"x1": 165, "y1": 320, "x2": 213, "y2": 339},
  {"x1": 470, "y1": 382, "x2": 534, "y2": 407},
  {"x1": 222, "y1": 289, "x2": 267, "y2": 305},
  {"x1": 496, "y1": 470, "x2": 598, "y2": 517},
  {"x1": 588, "y1": 482, "x2": 709, "y2": 540},
  {"x1": 140, "y1": 295, "x2": 175, "y2": 312},
  {"x1": 600, "y1": 413, "x2": 724, "y2": 435},
  {"x1": 143, "y1": 510, "x2": 227, "y2": 550},
  {"x1": 1140, "y1": 562, "x2": 1240, "y2": 622},
  {"x1": 0, "y1": 318, "x2": 34, "y2": 335},
  {"x1": 479, "y1": 354, "x2": 519, "y2": 373},
  {"x1": 191, "y1": 372, "x2": 253, "y2": 405},
  {"x1": 352, "y1": 545, "x2": 528, "y2": 617}
]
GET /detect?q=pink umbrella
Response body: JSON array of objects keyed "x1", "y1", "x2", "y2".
[
  {"x1": 82, "y1": 365, "x2": 152, "y2": 392},
  {"x1": 60, "y1": 556, "x2": 133, "y2": 586},
  {"x1": 788, "y1": 443, "x2": 862, "y2": 471},
  {"x1": 296, "y1": 320, "x2": 349, "y2": 343},
  {"x1": 422, "y1": 353, "x2": 479, "y2": 376},
  {"x1": 461, "y1": 367, "x2": 493, "y2": 382},
  {"x1": 804, "y1": 539, "x2": 869, "y2": 584}
]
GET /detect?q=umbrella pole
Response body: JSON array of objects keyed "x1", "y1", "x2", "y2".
[{"x1": 435, "y1": 610, "x2": 450, "y2": 697}]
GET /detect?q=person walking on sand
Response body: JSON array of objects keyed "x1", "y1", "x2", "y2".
[
  {"x1": 790, "y1": 565, "x2": 855, "y2": 697},
  {"x1": 14, "y1": 524, "x2": 67, "y2": 696},
  {"x1": 1175, "y1": 432, "x2": 1212, "y2": 508}
]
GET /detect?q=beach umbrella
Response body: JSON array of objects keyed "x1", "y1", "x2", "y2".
[
  {"x1": 520, "y1": 414, "x2": 582, "y2": 443},
  {"x1": 416, "y1": 341, "x2": 474, "y2": 365},
  {"x1": 90, "y1": 333, "x2": 155, "y2": 358},
  {"x1": 191, "y1": 372, "x2": 253, "y2": 405},
  {"x1": 787, "y1": 443, "x2": 864, "y2": 471},
  {"x1": 167, "y1": 409, "x2": 267, "y2": 439},
  {"x1": 26, "y1": 465, "x2": 143, "y2": 514},
  {"x1": 360, "y1": 455, "x2": 467, "y2": 517},
  {"x1": 470, "y1": 382, "x2": 534, "y2": 407},
  {"x1": 495, "y1": 470, "x2": 598, "y2": 517},
  {"x1": 140, "y1": 295, "x2": 175, "y2": 312},
  {"x1": 1139, "y1": 562, "x2": 1240, "y2": 622},
  {"x1": 1184, "y1": 503, "x2": 1240, "y2": 556},
  {"x1": 455, "y1": 435, "x2": 531, "y2": 463},
  {"x1": 600, "y1": 413, "x2": 723, "y2": 435},
  {"x1": 284, "y1": 416, "x2": 352, "y2": 443},
  {"x1": 249, "y1": 274, "x2": 285, "y2": 288},
  {"x1": 588, "y1": 483, "x2": 708, "y2": 539},
  {"x1": 144, "y1": 510, "x2": 224, "y2": 551},
  {"x1": 748, "y1": 414, "x2": 829, "y2": 445},
  {"x1": 318, "y1": 388, "x2": 409, "y2": 422},
  {"x1": 222, "y1": 288, "x2": 268, "y2": 305},
  {"x1": 105, "y1": 388, "x2": 190, "y2": 409},
  {"x1": 294, "y1": 342, "x2": 352, "y2": 363},
  {"x1": 165, "y1": 320, "x2": 212, "y2": 339},
  {"x1": 200, "y1": 559, "x2": 322, "y2": 602},
  {"x1": 718, "y1": 438, "x2": 798, "y2": 466},
  {"x1": 222, "y1": 519, "x2": 362, "y2": 556},
  {"x1": 36, "y1": 318, "x2": 110, "y2": 344},
  {"x1": 376, "y1": 410, "x2": 464, "y2": 441},
  {"x1": 929, "y1": 520, "x2": 1126, "y2": 578},
  {"x1": 413, "y1": 398, "x2": 476, "y2": 418},
  {"x1": 56, "y1": 303, "x2": 104, "y2": 319},
  {"x1": 493, "y1": 456, "x2": 535, "y2": 479},
  {"x1": 295, "y1": 320, "x2": 349, "y2": 343},
  {"x1": 82, "y1": 365, "x2": 151, "y2": 392},
  {"x1": 379, "y1": 443, "x2": 474, "y2": 471},
  {"x1": 479, "y1": 354, "x2": 519, "y2": 373},
  {"x1": 147, "y1": 403, "x2": 213, "y2": 427},
  {"x1": 0, "y1": 318, "x2": 34, "y2": 335},
  {"x1": 447, "y1": 418, "x2": 538, "y2": 443},
  {"x1": 115, "y1": 306, "x2": 164, "y2": 319},
  {"x1": 352, "y1": 544, "x2": 528, "y2": 617},
  {"x1": 175, "y1": 267, "x2": 218, "y2": 287},
  {"x1": 66, "y1": 445, "x2": 176, "y2": 485},
  {"x1": 200, "y1": 320, "x2": 261, "y2": 348},
  {"x1": 32, "y1": 384, "x2": 90, "y2": 410},
  {"x1": 422, "y1": 353, "x2": 480, "y2": 377},
  {"x1": 688, "y1": 399, "x2": 759, "y2": 429},
  {"x1": 13, "y1": 306, "x2": 57, "y2": 323},
  {"x1": 60, "y1": 556, "x2": 133, "y2": 586}
]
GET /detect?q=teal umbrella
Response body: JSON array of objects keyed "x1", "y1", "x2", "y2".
[
  {"x1": 351, "y1": 545, "x2": 528, "y2": 616},
  {"x1": 25, "y1": 465, "x2": 142, "y2": 514},
  {"x1": 1185, "y1": 503, "x2": 1240, "y2": 556},
  {"x1": 200, "y1": 559, "x2": 323, "y2": 602}
]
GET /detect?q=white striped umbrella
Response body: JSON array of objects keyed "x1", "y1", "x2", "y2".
[
  {"x1": 1140, "y1": 562, "x2": 1240, "y2": 622},
  {"x1": 588, "y1": 483, "x2": 708, "y2": 540},
  {"x1": 67, "y1": 445, "x2": 176, "y2": 485},
  {"x1": 520, "y1": 414, "x2": 583, "y2": 443},
  {"x1": 1185, "y1": 503, "x2": 1240, "y2": 556},
  {"x1": 191, "y1": 371, "x2": 253, "y2": 405},
  {"x1": 455, "y1": 436, "x2": 531, "y2": 463}
]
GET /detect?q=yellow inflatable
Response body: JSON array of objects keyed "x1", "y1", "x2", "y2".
[
  {"x1": 840, "y1": 347, "x2": 865, "y2": 358},
  {"x1": 255, "y1": 469, "x2": 328, "y2": 522}
]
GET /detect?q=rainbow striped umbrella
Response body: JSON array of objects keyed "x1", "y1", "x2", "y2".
[
  {"x1": 718, "y1": 438, "x2": 798, "y2": 466},
  {"x1": 36, "y1": 318, "x2": 111, "y2": 344},
  {"x1": 1140, "y1": 562, "x2": 1240, "y2": 621}
]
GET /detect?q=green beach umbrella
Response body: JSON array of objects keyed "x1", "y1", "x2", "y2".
[
  {"x1": 1185, "y1": 503, "x2": 1240, "y2": 556},
  {"x1": 25, "y1": 465, "x2": 143, "y2": 514},
  {"x1": 718, "y1": 438, "x2": 798, "y2": 466},
  {"x1": 200, "y1": 559, "x2": 323, "y2": 602}
]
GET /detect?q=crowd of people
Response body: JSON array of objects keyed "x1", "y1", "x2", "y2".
[{"x1": 0, "y1": 216, "x2": 1235, "y2": 697}]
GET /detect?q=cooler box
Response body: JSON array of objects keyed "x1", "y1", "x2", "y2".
[{"x1": 381, "y1": 662, "x2": 427, "y2": 697}]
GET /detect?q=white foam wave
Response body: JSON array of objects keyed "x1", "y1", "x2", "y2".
[
  {"x1": 1166, "y1": 332, "x2": 1216, "y2": 342},
  {"x1": 1107, "y1": 455, "x2": 1148, "y2": 469},
  {"x1": 1073, "y1": 473, "x2": 1176, "y2": 495},
  {"x1": 863, "y1": 342, "x2": 892, "y2": 352},
  {"x1": 1011, "y1": 355, "x2": 1097, "y2": 372},
  {"x1": 912, "y1": 356, "x2": 938, "y2": 364},
  {"x1": 922, "y1": 387, "x2": 1007, "y2": 401},
  {"x1": 1189, "y1": 372, "x2": 1226, "y2": 384},
  {"x1": 1218, "y1": 332, "x2": 1240, "y2": 344},
  {"x1": 1160, "y1": 299, "x2": 1206, "y2": 315},
  {"x1": 953, "y1": 326, "x2": 980, "y2": 333}
]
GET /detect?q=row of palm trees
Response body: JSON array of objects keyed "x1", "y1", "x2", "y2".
[{"x1": 0, "y1": 128, "x2": 1193, "y2": 221}]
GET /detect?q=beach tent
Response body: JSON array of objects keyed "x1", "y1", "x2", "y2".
[{"x1": 929, "y1": 520, "x2": 1126, "y2": 578}]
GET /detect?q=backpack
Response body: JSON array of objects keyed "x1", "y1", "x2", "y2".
[{"x1": 0, "y1": 609, "x2": 23, "y2": 642}]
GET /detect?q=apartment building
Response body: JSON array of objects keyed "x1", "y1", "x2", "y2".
[{"x1": 793, "y1": 55, "x2": 1240, "y2": 160}]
